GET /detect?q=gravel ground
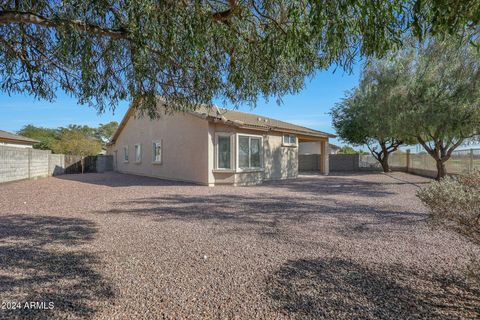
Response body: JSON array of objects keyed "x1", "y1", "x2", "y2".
[{"x1": 0, "y1": 172, "x2": 479, "y2": 319}]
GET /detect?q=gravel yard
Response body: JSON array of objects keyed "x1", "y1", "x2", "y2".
[{"x1": 0, "y1": 172, "x2": 479, "y2": 319}]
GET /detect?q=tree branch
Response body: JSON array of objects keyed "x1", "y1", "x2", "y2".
[{"x1": 0, "y1": 11, "x2": 128, "y2": 39}]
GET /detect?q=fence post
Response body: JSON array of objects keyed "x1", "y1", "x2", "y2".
[
  {"x1": 470, "y1": 149, "x2": 474, "y2": 173},
  {"x1": 406, "y1": 149, "x2": 410, "y2": 173}
]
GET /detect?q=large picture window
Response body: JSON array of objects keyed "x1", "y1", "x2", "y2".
[
  {"x1": 238, "y1": 135, "x2": 262, "y2": 169},
  {"x1": 216, "y1": 134, "x2": 232, "y2": 169},
  {"x1": 152, "y1": 141, "x2": 162, "y2": 163}
]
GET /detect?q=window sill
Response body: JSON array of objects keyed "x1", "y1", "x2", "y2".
[
  {"x1": 134, "y1": 161, "x2": 142, "y2": 164},
  {"x1": 123, "y1": 161, "x2": 129, "y2": 163},
  {"x1": 237, "y1": 168, "x2": 264, "y2": 173},
  {"x1": 282, "y1": 144, "x2": 298, "y2": 148},
  {"x1": 212, "y1": 169, "x2": 235, "y2": 173},
  {"x1": 152, "y1": 161, "x2": 162, "y2": 165}
]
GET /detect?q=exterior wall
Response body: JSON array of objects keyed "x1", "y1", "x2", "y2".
[
  {"x1": 299, "y1": 142, "x2": 320, "y2": 155},
  {"x1": 208, "y1": 123, "x2": 298, "y2": 186},
  {"x1": 108, "y1": 110, "x2": 210, "y2": 185},
  {"x1": 0, "y1": 141, "x2": 34, "y2": 148},
  {"x1": 0, "y1": 146, "x2": 65, "y2": 184}
]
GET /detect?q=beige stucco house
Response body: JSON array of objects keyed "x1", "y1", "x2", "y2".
[{"x1": 107, "y1": 101, "x2": 334, "y2": 186}]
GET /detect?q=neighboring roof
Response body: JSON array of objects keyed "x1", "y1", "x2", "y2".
[
  {"x1": 190, "y1": 106, "x2": 336, "y2": 139},
  {"x1": 0, "y1": 130, "x2": 39, "y2": 144},
  {"x1": 108, "y1": 101, "x2": 335, "y2": 145},
  {"x1": 329, "y1": 143, "x2": 340, "y2": 150}
]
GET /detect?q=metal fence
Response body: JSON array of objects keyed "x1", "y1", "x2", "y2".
[{"x1": 358, "y1": 148, "x2": 480, "y2": 177}]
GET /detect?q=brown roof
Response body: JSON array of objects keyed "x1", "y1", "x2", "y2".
[
  {"x1": 190, "y1": 106, "x2": 335, "y2": 138},
  {"x1": 109, "y1": 101, "x2": 335, "y2": 145},
  {"x1": 0, "y1": 130, "x2": 39, "y2": 144}
]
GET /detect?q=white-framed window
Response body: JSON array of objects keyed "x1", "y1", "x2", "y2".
[
  {"x1": 283, "y1": 134, "x2": 297, "y2": 146},
  {"x1": 152, "y1": 140, "x2": 162, "y2": 164},
  {"x1": 134, "y1": 144, "x2": 141, "y2": 163},
  {"x1": 123, "y1": 146, "x2": 129, "y2": 162},
  {"x1": 215, "y1": 133, "x2": 234, "y2": 170},
  {"x1": 237, "y1": 134, "x2": 263, "y2": 170}
]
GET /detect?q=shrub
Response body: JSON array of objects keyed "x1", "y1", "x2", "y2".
[{"x1": 417, "y1": 171, "x2": 480, "y2": 244}]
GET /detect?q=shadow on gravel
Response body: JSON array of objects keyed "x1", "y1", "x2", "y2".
[
  {"x1": 55, "y1": 172, "x2": 196, "y2": 187},
  {"x1": 98, "y1": 193, "x2": 426, "y2": 241},
  {"x1": 262, "y1": 175, "x2": 419, "y2": 198},
  {"x1": 267, "y1": 258, "x2": 480, "y2": 319},
  {"x1": 0, "y1": 214, "x2": 114, "y2": 319}
]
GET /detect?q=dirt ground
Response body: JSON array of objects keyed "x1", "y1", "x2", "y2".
[{"x1": 0, "y1": 172, "x2": 478, "y2": 319}]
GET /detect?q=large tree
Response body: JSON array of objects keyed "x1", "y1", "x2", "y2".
[
  {"x1": 395, "y1": 37, "x2": 480, "y2": 179},
  {"x1": 331, "y1": 62, "x2": 412, "y2": 172},
  {"x1": 52, "y1": 129, "x2": 102, "y2": 173},
  {"x1": 0, "y1": 1, "x2": 479, "y2": 116},
  {"x1": 17, "y1": 124, "x2": 59, "y2": 150}
]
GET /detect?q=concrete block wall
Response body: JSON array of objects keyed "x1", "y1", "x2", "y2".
[
  {"x1": 30, "y1": 149, "x2": 51, "y2": 178},
  {"x1": 0, "y1": 146, "x2": 30, "y2": 183},
  {"x1": 0, "y1": 146, "x2": 114, "y2": 184}
]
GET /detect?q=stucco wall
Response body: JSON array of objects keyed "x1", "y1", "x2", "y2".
[
  {"x1": 207, "y1": 124, "x2": 298, "y2": 186},
  {"x1": 299, "y1": 141, "x2": 321, "y2": 155},
  {"x1": 108, "y1": 109, "x2": 210, "y2": 185}
]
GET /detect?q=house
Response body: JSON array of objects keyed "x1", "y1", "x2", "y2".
[
  {"x1": 0, "y1": 130, "x2": 39, "y2": 148},
  {"x1": 107, "y1": 100, "x2": 335, "y2": 186}
]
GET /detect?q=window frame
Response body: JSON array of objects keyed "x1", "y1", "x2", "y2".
[
  {"x1": 214, "y1": 132, "x2": 234, "y2": 171},
  {"x1": 236, "y1": 133, "x2": 264, "y2": 172},
  {"x1": 123, "y1": 145, "x2": 129, "y2": 162},
  {"x1": 282, "y1": 134, "x2": 297, "y2": 147},
  {"x1": 152, "y1": 140, "x2": 163, "y2": 164},
  {"x1": 134, "y1": 144, "x2": 142, "y2": 163}
]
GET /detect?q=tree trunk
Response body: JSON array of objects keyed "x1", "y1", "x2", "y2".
[
  {"x1": 81, "y1": 157, "x2": 84, "y2": 174},
  {"x1": 380, "y1": 155, "x2": 391, "y2": 173},
  {"x1": 435, "y1": 160, "x2": 447, "y2": 180}
]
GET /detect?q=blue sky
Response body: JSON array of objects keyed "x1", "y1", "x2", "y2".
[{"x1": 0, "y1": 64, "x2": 362, "y2": 146}]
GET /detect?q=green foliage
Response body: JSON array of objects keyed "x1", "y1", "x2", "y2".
[
  {"x1": 95, "y1": 122, "x2": 119, "y2": 145},
  {"x1": 393, "y1": 36, "x2": 480, "y2": 178},
  {"x1": 17, "y1": 124, "x2": 59, "y2": 150},
  {"x1": 331, "y1": 60, "x2": 414, "y2": 171},
  {"x1": 0, "y1": 1, "x2": 478, "y2": 116},
  {"x1": 17, "y1": 122, "x2": 118, "y2": 151},
  {"x1": 338, "y1": 146, "x2": 363, "y2": 154},
  {"x1": 417, "y1": 172, "x2": 480, "y2": 244},
  {"x1": 52, "y1": 130, "x2": 102, "y2": 156}
]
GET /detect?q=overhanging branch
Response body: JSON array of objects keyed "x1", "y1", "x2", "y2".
[{"x1": 0, "y1": 11, "x2": 128, "y2": 39}]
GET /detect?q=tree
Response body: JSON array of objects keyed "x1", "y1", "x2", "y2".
[
  {"x1": 17, "y1": 124, "x2": 59, "y2": 150},
  {"x1": 52, "y1": 130, "x2": 102, "y2": 173},
  {"x1": 95, "y1": 122, "x2": 118, "y2": 146},
  {"x1": 394, "y1": 37, "x2": 480, "y2": 179},
  {"x1": 0, "y1": 1, "x2": 479, "y2": 116},
  {"x1": 331, "y1": 62, "x2": 413, "y2": 172}
]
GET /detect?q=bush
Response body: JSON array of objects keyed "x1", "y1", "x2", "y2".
[{"x1": 417, "y1": 171, "x2": 480, "y2": 244}]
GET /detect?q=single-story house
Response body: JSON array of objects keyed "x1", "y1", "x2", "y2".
[
  {"x1": 107, "y1": 100, "x2": 335, "y2": 186},
  {"x1": 0, "y1": 130, "x2": 39, "y2": 148}
]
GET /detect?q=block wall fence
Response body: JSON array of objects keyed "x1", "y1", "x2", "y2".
[{"x1": 0, "y1": 146, "x2": 112, "y2": 184}]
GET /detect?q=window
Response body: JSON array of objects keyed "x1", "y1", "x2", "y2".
[
  {"x1": 123, "y1": 146, "x2": 129, "y2": 162},
  {"x1": 216, "y1": 134, "x2": 232, "y2": 169},
  {"x1": 134, "y1": 144, "x2": 141, "y2": 163},
  {"x1": 238, "y1": 135, "x2": 262, "y2": 169},
  {"x1": 283, "y1": 134, "x2": 297, "y2": 146},
  {"x1": 152, "y1": 141, "x2": 162, "y2": 163}
]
